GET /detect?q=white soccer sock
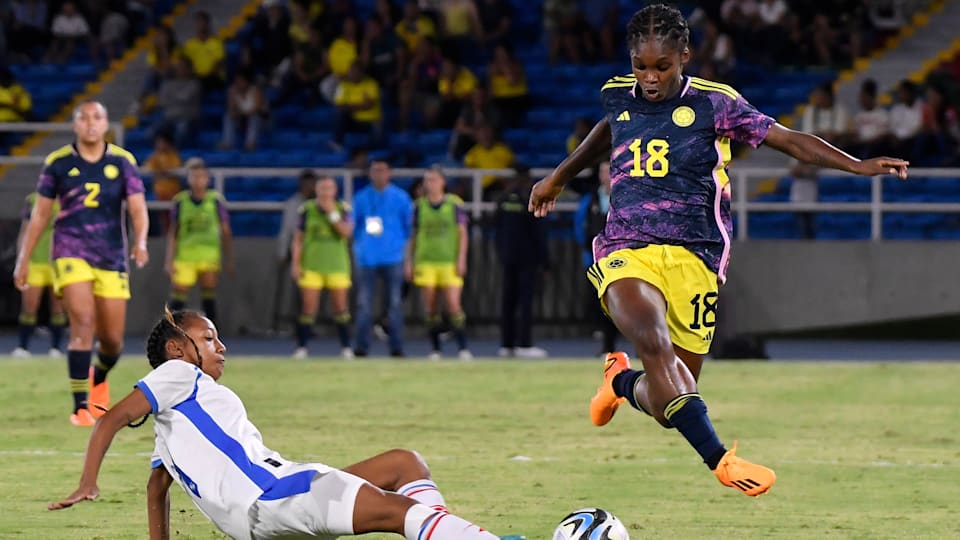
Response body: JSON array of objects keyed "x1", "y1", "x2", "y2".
[
  {"x1": 396, "y1": 479, "x2": 447, "y2": 511},
  {"x1": 403, "y1": 504, "x2": 498, "y2": 540}
]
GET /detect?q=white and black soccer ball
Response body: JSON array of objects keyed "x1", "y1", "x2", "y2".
[{"x1": 552, "y1": 508, "x2": 630, "y2": 540}]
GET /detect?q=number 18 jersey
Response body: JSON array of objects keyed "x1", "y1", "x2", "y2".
[{"x1": 594, "y1": 75, "x2": 774, "y2": 282}]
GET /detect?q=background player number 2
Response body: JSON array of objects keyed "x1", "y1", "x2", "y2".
[
  {"x1": 628, "y1": 137, "x2": 670, "y2": 178},
  {"x1": 83, "y1": 182, "x2": 100, "y2": 208}
]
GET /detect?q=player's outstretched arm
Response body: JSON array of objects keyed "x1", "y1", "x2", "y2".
[
  {"x1": 48, "y1": 389, "x2": 152, "y2": 510},
  {"x1": 13, "y1": 195, "x2": 54, "y2": 290},
  {"x1": 763, "y1": 123, "x2": 909, "y2": 179},
  {"x1": 530, "y1": 118, "x2": 612, "y2": 217},
  {"x1": 147, "y1": 466, "x2": 173, "y2": 540}
]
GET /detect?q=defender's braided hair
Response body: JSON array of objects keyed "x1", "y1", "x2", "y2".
[
  {"x1": 626, "y1": 4, "x2": 689, "y2": 51},
  {"x1": 133, "y1": 308, "x2": 204, "y2": 428},
  {"x1": 145, "y1": 307, "x2": 203, "y2": 368}
]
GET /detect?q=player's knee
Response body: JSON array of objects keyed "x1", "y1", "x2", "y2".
[
  {"x1": 98, "y1": 337, "x2": 123, "y2": 355},
  {"x1": 70, "y1": 311, "x2": 95, "y2": 332},
  {"x1": 389, "y1": 448, "x2": 432, "y2": 479}
]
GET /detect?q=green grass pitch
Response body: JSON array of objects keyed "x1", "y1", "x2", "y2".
[{"x1": 0, "y1": 357, "x2": 957, "y2": 539}]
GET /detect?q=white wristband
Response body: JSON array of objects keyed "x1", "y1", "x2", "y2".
[{"x1": 328, "y1": 211, "x2": 341, "y2": 223}]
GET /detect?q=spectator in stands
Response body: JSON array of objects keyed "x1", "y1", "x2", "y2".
[
  {"x1": 791, "y1": 82, "x2": 850, "y2": 238},
  {"x1": 850, "y1": 78, "x2": 891, "y2": 158},
  {"x1": 774, "y1": 13, "x2": 814, "y2": 68},
  {"x1": 578, "y1": 0, "x2": 618, "y2": 62},
  {"x1": 397, "y1": 37, "x2": 443, "y2": 130},
  {"x1": 46, "y1": 1, "x2": 93, "y2": 64},
  {"x1": 220, "y1": 69, "x2": 269, "y2": 152},
  {"x1": 135, "y1": 24, "x2": 178, "y2": 115},
  {"x1": 487, "y1": 43, "x2": 529, "y2": 128},
  {"x1": 320, "y1": 15, "x2": 359, "y2": 103},
  {"x1": 573, "y1": 161, "x2": 619, "y2": 356},
  {"x1": 566, "y1": 117, "x2": 591, "y2": 155},
  {"x1": 251, "y1": 0, "x2": 291, "y2": 80},
  {"x1": 351, "y1": 160, "x2": 413, "y2": 357},
  {"x1": 755, "y1": 0, "x2": 788, "y2": 64},
  {"x1": 395, "y1": 1, "x2": 436, "y2": 53},
  {"x1": 319, "y1": 0, "x2": 357, "y2": 40},
  {"x1": 0, "y1": 66, "x2": 32, "y2": 123},
  {"x1": 494, "y1": 165, "x2": 548, "y2": 358},
  {"x1": 464, "y1": 124, "x2": 515, "y2": 194},
  {"x1": 811, "y1": 13, "x2": 841, "y2": 67},
  {"x1": 696, "y1": 18, "x2": 735, "y2": 81},
  {"x1": 890, "y1": 79, "x2": 924, "y2": 160},
  {"x1": 435, "y1": 0, "x2": 481, "y2": 59},
  {"x1": 435, "y1": 56, "x2": 477, "y2": 129},
  {"x1": 543, "y1": 0, "x2": 589, "y2": 64},
  {"x1": 361, "y1": 15, "x2": 404, "y2": 97},
  {"x1": 448, "y1": 87, "x2": 501, "y2": 160},
  {"x1": 182, "y1": 10, "x2": 225, "y2": 91},
  {"x1": 277, "y1": 22, "x2": 328, "y2": 107},
  {"x1": 332, "y1": 60, "x2": 383, "y2": 150},
  {"x1": 96, "y1": 6, "x2": 130, "y2": 62},
  {"x1": 918, "y1": 84, "x2": 960, "y2": 163},
  {"x1": 8, "y1": 0, "x2": 48, "y2": 62},
  {"x1": 287, "y1": 1, "x2": 312, "y2": 48},
  {"x1": 155, "y1": 58, "x2": 202, "y2": 148},
  {"x1": 476, "y1": 0, "x2": 512, "y2": 49},
  {"x1": 142, "y1": 132, "x2": 183, "y2": 206}
]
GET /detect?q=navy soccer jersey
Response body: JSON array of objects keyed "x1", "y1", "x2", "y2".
[
  {"x1": 594, "y1": 74, "x2": 775, "y2": 282},
  {"x1": 36, "y1": 143, "x2": 145, "y2": 272}
]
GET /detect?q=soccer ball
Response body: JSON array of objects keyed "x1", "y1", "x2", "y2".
[{"x1": 552, "y1": 508, "x2": 630, "y2": 540}]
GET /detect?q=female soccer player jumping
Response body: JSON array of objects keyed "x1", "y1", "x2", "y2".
[
  {"x1": 529, "y1": 4, "x2": 909, "y2": 497},
  {"x1": 49, "y1": 309, "x2": 503, "y2": 540}
]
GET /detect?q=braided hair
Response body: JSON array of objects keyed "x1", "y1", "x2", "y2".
[
  {"x1": 626, "y1": 4, "x2": 690, "y2": 52},
  {"x1": 145, "y1": 307, "x2": 204, "y2": 368}
]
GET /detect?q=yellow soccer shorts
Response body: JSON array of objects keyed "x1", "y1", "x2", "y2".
[
  {"x1": 298, "y1": 269, "x2": 351, "y2": 290},
  {"x1": 413, "y1": 262, "x2": 463, "y2": 288},
  {"x1": 172, "y1": 260, "x2": 221, "y2": 288},
  {"x1": 27, "y1": 263, "x2": 55, "y2": 288},
  {"x1": 587, "y1": 245, "x2": 719, "y2": 354},
  {"x1": 53, "y1": 257, "x2": 130, "y2": 299}
]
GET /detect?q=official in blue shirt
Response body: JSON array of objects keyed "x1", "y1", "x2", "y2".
[{"x1": 351, "y1": 160, "x2": 413, "y2": 356}]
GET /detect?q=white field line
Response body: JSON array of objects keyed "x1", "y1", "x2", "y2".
[{"x1": 0, "y1": 450, "x2": 955, "y2": 469}]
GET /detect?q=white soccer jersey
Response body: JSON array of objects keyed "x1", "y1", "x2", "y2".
[{"x1": 137, "y1": 360, "x2": 320, "y2": 540}]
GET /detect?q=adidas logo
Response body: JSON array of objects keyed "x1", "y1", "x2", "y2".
[
  {"x1": 616, "y1": 111, "x2": 631, "y2": 122},
  {"x1": 68, "y1": 167, "x2": 80, "y2": 176},
  {"x1": 703, "y1": 331, "x2": 713, "y2": 342}
]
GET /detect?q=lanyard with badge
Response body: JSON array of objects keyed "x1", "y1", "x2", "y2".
[{"x1": 365, "y1": 190, "x2": 385, "y2": 236}]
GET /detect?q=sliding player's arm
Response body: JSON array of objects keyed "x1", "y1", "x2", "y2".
[
  {"x1": 49, "y1": 389, "x2": 152, "y2": 510},
  {"x1": 763, "y1": 123, "x2": 908, "y2": 179},
  {"x1": 529, "y1": 118, "x2": 611, "y2": 217},
  {"x1": 147, "y1": 466, "x2": 173, "y2": 540}
]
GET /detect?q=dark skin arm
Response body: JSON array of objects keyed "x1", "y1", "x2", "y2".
[
  {"x1": 13, "y1": 195, "x2": 54, "y2": 290},
  {"x1": 147, "y1": 466, "x2": 173, "y2": 540},
  {"x1": 762, "y1": 123, "x2": 909, "y2": 179},
  {"x1": 529, "y1": 118, "x2": 611, "y2": 217},
  {"x1": 48, "y1": 389, "x2": 152, "y2": 510}
]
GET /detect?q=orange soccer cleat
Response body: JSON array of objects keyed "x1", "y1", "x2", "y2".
[
  {"x1": 589, "y1": 352, "x2": 632, "y2": 426},
  {"x1": 88, "y1": 367, "x2": 110, "y2": 419},
  {"x1": 713, "y1": 441, "x2": 777, "y2": 496},
  {"x1": 70, "y1": 408, "x2": 96, "y2": 427}
]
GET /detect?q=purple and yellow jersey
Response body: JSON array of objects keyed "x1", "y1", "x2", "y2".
[
  {"x1": 36, "y1": 143, "x2": 145, "y2": 272},
  {"x1": 594, "y1": 75, "x2": 775, "y2": 282}
]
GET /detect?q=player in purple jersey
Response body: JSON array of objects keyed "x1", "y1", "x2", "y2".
[
  {"x1": 529, "y1": 4, "x2": 909, "y2": 497},
  {"x1": 13, "y1": 100, "x2": 150, "y2": 427}
]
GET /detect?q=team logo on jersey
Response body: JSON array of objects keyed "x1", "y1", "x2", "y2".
[
  {"x1": 672, "y1": 106, "x2": 695, "y2": 127},
  {"x1": 68, "y1": 167, "x2": 80, "y2": 177},
  {"x1": 103, "y1": 164, "x2": 119, "y2": 180},
  {"x1": 616, "y1": 111, "x2": 631, "y2": 122},
  {"x1": 605, "y1": 257, "x2": 627, "y2": 269}
]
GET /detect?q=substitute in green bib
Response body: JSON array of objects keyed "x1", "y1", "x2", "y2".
[
  {"x1": 406, "y1": 166, "x2": 471, "y2": 360},
  {"x1": 12, "y1": 192, "x2": 66, "y2": 358},
  {"x1": 291, "y1": 175, "x2": 354, "y2": 359},
  {"x1": 164, "y1": 157, "x2": 234, "y2": 324}
]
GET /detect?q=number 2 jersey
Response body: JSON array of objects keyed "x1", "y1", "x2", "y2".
[
  {"x1": 594, "y1": 75, "x2": 774, "y2": 282},
  {"x1": 36, "y1": 143, "x2": 145, "y2": 272}
]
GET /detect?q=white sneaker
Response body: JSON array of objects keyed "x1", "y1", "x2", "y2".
[
  {"x1": 372, "y1": 323, "x2": 388, "y2": 341},
  {"x1": 340, "y1": 347, "x2": 354, "y2": 359},
  {"x1": 458, "y1": 349, "x2": 473, "y2": 361},
  {"x1": 48, "y1": 348, "x2": 63, "y2": 359},
  {"x1": 497, "y1": 347, "x2": 514, "y2": 358},
  {"x1": 11, "y1": 347, "x2": 31, "y2": 358},
  {"x1": 515, "y1": 346, "x2": 548, "y2": 358},
  {"x1": 292, "y1": 347, "x2": 308, "y2": 359},
  {"x1": 427, "y1": 351, "x2": 442, "y2": 361}
]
